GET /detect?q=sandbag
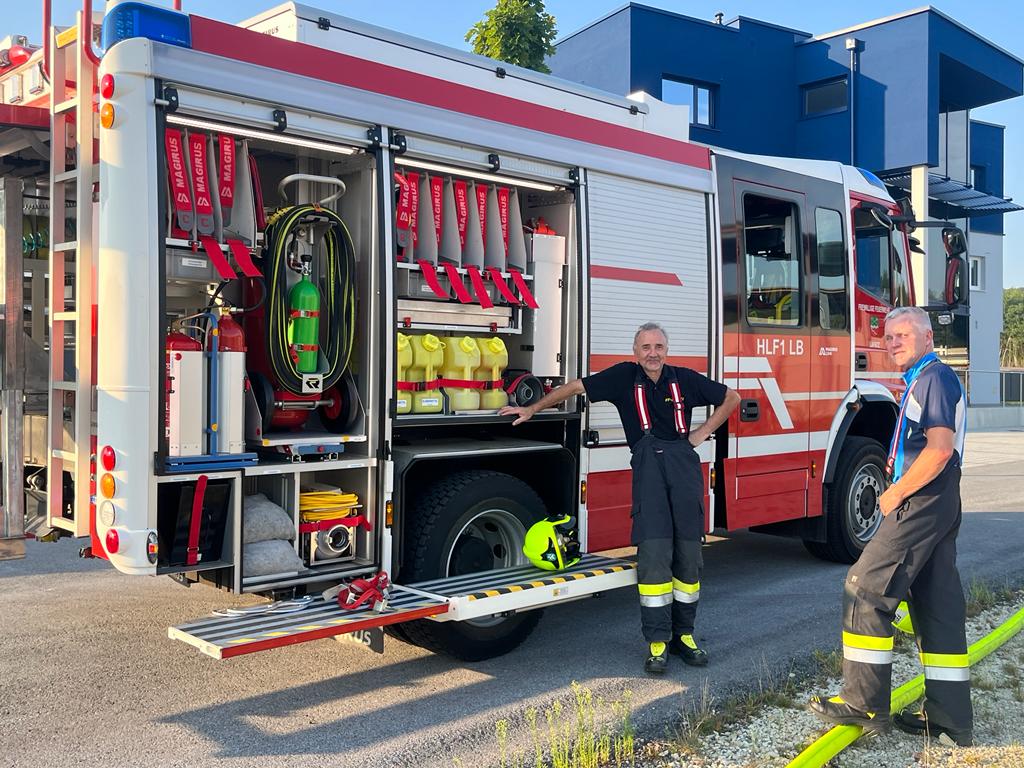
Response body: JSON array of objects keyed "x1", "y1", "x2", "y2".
[
  {"x1": 243, "y1": 493, "x2": 295, "y2": 544},
  {"x1": 242, "y1": 539, "x2": 304, "y2": 578}
]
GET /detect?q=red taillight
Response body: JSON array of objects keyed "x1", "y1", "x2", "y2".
[
  {"x1": 105, "y1": 529, "x2": 120, "y2": 554},
  {"x1": 100, "y1": 73, "x2": 114, "y2": 99},
  {"x1": 101, "y1": 445, "x2": 116, "y2": 471}
]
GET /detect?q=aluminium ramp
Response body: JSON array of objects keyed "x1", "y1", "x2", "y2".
[{"x1": 169, "y1": 554, "x2": 636, "y2": 659}]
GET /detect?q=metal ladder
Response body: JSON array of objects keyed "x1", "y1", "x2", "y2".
[{"x1": 46, "y1": 14, "x2": 98, "y2": 536}]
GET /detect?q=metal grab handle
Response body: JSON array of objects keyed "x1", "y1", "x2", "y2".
[{"x1": 277, "y1": 174, "x2": 347, "y2": 205}]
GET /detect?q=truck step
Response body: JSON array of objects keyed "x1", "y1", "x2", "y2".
[{"x1": 168, "y1": 553, "x2": 636, "y2": 659}]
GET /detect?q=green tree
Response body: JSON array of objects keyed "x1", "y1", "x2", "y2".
[
  {"x1": 466, "y1": 0, "x2": 557, "y2": 74},
  {"x1": 1001, "y1": 287, "x2": 1024, "y2": 367}
]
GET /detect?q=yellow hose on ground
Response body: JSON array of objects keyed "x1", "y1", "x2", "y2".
[{"x1": 786, "y1": 604, "x2": 1024, "y2": 768}]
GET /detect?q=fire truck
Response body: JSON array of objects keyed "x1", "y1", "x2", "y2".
[{"x1": 0, "y1": 1, "x2": 968, "y2": 661}]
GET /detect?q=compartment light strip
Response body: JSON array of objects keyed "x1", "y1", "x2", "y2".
[
  {"x1": 165, "y1": 115, "x2": 358, "y2": 156},
  {"x1": 394, "y1": 156, "x2": 562, "y2": 192}
]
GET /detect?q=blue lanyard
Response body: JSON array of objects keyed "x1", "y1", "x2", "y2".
[{"x1": 886, "y1": 353, "x2": 939, "y2": 478}]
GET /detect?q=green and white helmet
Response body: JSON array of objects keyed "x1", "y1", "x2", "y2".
[{"x1": 523, "y1": 515, "x2": 581, "y2": 571}]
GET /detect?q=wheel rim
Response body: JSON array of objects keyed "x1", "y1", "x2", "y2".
[
  {"x1": 445, "y1": 506, "x2": 528, "y2": 628},
  {"x1": 846, "y1": 463, "x2": 885, "y2": 545}
]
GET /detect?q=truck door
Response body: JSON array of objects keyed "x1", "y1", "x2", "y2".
[{"x1": 725, "y1": 182, "x2": 812, "y2": 528}]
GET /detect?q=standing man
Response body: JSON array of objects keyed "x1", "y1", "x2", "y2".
[
  {"x1": 500, "y1": 322, "x2": 739, "y2": 674},
  {"x1": 809, "y1": 306, "x2": 972, "y2": 746}
]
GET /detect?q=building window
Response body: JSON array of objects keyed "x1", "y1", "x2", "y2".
[
  {"x1": 970, "y1": 165, "x2": 986, "y2": 193},
  {"x1": 661, "y1": 77, "x2": 714, "y2": 127},
  {"x1": 802, "y1": 77, "x2": 847, "y2": 117},
  {"x1": 969, "y1": 256, "x2": 983, "y2": 290},
  {"x1": 744, "y1": 194, "x2": 801, "y2": 327}
]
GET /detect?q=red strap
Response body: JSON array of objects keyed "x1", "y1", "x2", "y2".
[
  {"x1": 217, "y1": 134, "x2": 235, "y2": 226},
  {"x1": 248, "y1": 154, "x2": 266, "y2": 231},
  {"x1": 634, "y1": 384, "x2": 651, "y2": 432},
  {"x1": 454, "y1": 180, "x2": 469, "y2": 249},
  {"x1": 298, "y1": 515, "x2": 372, "y2": 534},
  {"x1": 486, "y1": 267, "x2": 521, "y2": 305},
  {"x1": 509, "y1": 269, "x2": 539, "y2": 309},
  {"x1": 497, "y1": 187, "x2": 510, "y2": 257},
  {"x1": 226, "y1": 238, "x2": 260, "y2": 278},
  {"x1": 439, "y1": 378, "x2": 503, "y2": 390},
  {"x1": 442, "y1": 262, "x2": 473, "y2": 303},
  {"x1": 198, "y1": 235, "x2": 237, "y2": 280},
  {"x1": 186, "y1": 475, "x2": 208, "y2": 566},
  {"x1": 505, "y1": 373, "x2": 529, "y2": 396},
  {"x1": 475, "y1": 183, "x2": 488, "y2": 242},
  {"x1": 466, "y1": 265, "x2": 494, "y2": 309},
  {"x1": 418, "y1": 260, "x2": 449, "y2": 299},
  {"x1": 397, "y1": 378, "x2": 442, "y2": 391},
  {"x1": 289, "y1": 309, "x2": 321, "y2": 319},
  {"x1": 668, "y1": 380, "x2": 687, "y2": 435},
  {"x1": 164, "y1": 128, "x2": 193, "y2": 236},
  {"x1": 429, "y1": 175, "x2": 443, "y2": 247},
  {"x1": 188, "y1": 133, "x2": 215, "y2": 236},
  {"x1": 336, "y1": 571, "x2": 389, "y2": 612},
  {"x1": 394, "y1": 172, "x2": 412, "y2": 256}
]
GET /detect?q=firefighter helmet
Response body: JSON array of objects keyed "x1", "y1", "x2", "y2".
[{"x1": 523, "y1": 515, "x2": 581, "y2": 571}]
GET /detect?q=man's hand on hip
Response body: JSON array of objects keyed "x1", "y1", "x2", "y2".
[{"x1": 879, "y1": 485, "x2": 904, "y2": 517}]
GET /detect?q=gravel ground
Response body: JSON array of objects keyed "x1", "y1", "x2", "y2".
[{"x1": 640, "y1": 594, "x2": 1024, "y2": 768}]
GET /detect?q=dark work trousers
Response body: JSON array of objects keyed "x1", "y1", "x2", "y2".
[
  {"x1": 840, "y1": 464, "x2": 972, "y2": 734},
  {"x1": 631, "y1": 435, "x2": 706, "y2": 643}
]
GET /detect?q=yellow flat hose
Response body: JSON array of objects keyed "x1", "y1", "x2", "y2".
[{"x1": 786, "y1": 604, "x2": 1024, "y2": 768}]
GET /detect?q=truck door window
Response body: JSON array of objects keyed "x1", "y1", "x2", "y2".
[
  {"x1": 815, "y1": 208, "x2": 847, "y2": 330},
  {"x1": 891, "y1": 229, "x2": 912, "y2": 307},
  {"x1": 853, "y1": 207, "x2": 891, "y2": 302},
  {"x1": 744, "y1": 194, "x2": 801, "y2": 327}
]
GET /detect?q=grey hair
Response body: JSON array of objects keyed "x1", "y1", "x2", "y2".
[
  {"x1": 633, "y1": 322, "x2": 669, "y2": 346},
  {"x1": 885, "y1": 306, "x2": 931, "y2": 333}
]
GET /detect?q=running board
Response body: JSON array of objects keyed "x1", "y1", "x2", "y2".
[{"x1": 168, "y1": 553, "x2": 636, "y2": 659}]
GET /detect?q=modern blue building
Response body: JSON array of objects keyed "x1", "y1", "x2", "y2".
[{"x1": 550, "y1": 5, "x2": 1023, "y2": 403}]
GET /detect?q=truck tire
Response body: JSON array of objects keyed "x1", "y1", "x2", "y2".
[
  {"x1": 804, "y1": 437, "x2": 887, "y2": 564},
  {"x1": 398, "y1": 470, "x2": 545, "y2": 661}
]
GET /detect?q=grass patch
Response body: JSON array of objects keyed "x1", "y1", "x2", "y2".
[
  {"x1": 491, "y1": 682, "x2": 635, "y2": 768},
  {"x1": 671, "y1": 658, "x2": 801, "y2": 756},
  {"x1": 812, "y1": 647, "x2": 843, "y2": 680},
  {"x1": 965, "y1": 579, "x2": 1017, "y2": 618}
]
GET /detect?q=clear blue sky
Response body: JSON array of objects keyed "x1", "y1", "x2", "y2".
[{"x1": 9, "y1": 1, "x2": 1024, "y2": 286}]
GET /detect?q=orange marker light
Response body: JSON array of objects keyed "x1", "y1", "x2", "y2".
[
  {"x1": 100, "y1": 102, "x2": 115, "y2": 128},
  {"x1": 100, "y1": 472, "x2": 116, "y2": 498}
]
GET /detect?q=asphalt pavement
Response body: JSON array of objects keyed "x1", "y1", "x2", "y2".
[{"x1": 1, "y1": 429, "x2": 1022, "y2": 768}]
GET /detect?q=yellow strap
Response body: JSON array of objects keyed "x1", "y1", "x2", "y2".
[
  {"x1": 920, "y1": 652, "x2": 969, "y2": 668},
  {"x1": 672, "y1": 578, "x2": 700, "y2": 593},
  {"x1": 638, "y1": 582, "x2": 672, "y2": 596},
  {"x1": 842, "y1": 630, "x2": 894, "y2": 651}
]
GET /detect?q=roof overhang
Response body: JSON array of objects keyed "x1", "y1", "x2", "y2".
[{"x1": 879, "y1": 170, "x2": 1023, "y2": 218}]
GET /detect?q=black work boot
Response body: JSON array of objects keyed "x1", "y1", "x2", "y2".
[
  {"x1": 669, "y1": 634, "x2": 709, "y2": 666},
  {"x1": 807, "y1": 695, "x2": 891, "y2": 735},
  {"x1": 894, "y1": 708, "x2": 973, "y2": 747},
  {"x1": 644, "y1": 642, "x2": 669, "y2": 675}
]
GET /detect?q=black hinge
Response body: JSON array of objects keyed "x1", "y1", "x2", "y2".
[
  {"x1": 487, "y1": 153, "x2": 500, "y2": 172},
  {"x1": 272, "y1": 109, "x2": 287, "y2": 133},
  {"x1": 367, "y1": 126, "x2": 383, "y2": 149},
  {"x1": 556, "y1": 353, "x2": 563, "y2": 363},
  {"x1": 161, "y1": 86, "x2": 179, "y2": 113},
  {"x1": 568, "y1": 167, "x2": 580, "y2": 184},
  {"x1": 379, "y1": 441, "x2": 392, "y2": 461},
  {"x1": 629, "y1": 104, "x2": 639, "y2": 115},
  {"x1": 855, "y1": 352, "x2": 868, "y2": 372},
  {"x1": 391, "y1": 131, "x2": 407, "y2": 155},
  {"x1": 317, "y1": 16, "x2": 330, "y2": 30},
  {"x1": 495, "y1": 66, "x2": 507, "y2": 79}
]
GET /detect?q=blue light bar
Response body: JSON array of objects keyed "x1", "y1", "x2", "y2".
[
  {"x1": 857, "y1": 167, "x2": 888, "y2": 192},
  {"x1": 101, "y1": 2, "x2": 191, "y2": 51}
]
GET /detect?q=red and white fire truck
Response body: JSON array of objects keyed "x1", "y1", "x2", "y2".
[{"x1": 0, "y1": 1, "x2": 968, "y2": 661}]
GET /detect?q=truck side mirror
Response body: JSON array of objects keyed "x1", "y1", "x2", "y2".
[
  {"x1": 943, "y1": 254, "x2": 968, "y2": 307},
  {"x1": 941, "y1": 227, "x2": 967, "y2": 258}
]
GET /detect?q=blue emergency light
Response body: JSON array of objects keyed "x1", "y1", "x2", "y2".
[{"x1": 101, "y1": 2, "x2": 191, "y2": 51}]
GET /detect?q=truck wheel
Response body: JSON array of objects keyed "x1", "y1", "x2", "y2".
[
  {"x1": 804, "y1": 437, "x2": 887, "y2": 564},
  {"x1": 398, "y1": 470, "x2": 545, "y2": 661}
]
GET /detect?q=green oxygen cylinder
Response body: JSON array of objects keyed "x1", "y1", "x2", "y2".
[{"x1": 288, "y1": 271, "x2": 321, "y2": 373}]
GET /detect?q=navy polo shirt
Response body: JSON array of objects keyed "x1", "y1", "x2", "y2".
[
  {"x1": 582, "y1": 362, "x2": 727, "y2": 450},
  {"x1": 889, "y1": 352, "x2": 967, "y2": 482}
]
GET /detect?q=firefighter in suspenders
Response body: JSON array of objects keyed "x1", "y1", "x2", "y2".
[
  {"x1": 809, "y1": 306, "x2": 973, "y2": 746},
  {"x1": 501, "y1": 323, "x2": 739, "y2": 673}
]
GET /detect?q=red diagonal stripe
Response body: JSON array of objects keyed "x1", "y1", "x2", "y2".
[{"x1": 590, "y1": 265, "x2": 683, "y2": 286}]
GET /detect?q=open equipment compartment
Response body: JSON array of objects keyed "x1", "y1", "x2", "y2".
[
  {"x1": 392, "y1": 149, "x2": 576, "y2": 421},
  {"x1": 155, "y1": 104, "x2": 380, "y2": 586}
]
